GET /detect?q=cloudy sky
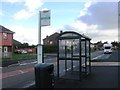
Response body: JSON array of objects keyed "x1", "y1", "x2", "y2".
[{"x1": 0, "y1": 0, "x2": 119, "y2": 45}]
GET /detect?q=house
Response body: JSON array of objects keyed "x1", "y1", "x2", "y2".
[
  {"x1": 0, "y1": 25, "x2": 15, "y2": 57},
  {"x1": 43, "y1": 32, "x2": 60, "y2": 45}
]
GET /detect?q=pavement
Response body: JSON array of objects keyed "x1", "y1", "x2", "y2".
[
  {"x1": 23, "y1": 66, "x2": 119, "y2": 89},
  {"x1": 53, "y1": 66, "x2": 119, "y2": 88}
]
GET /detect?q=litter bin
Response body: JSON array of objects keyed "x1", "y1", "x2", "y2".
[{"x1": 35, "y1": 63, "x2": 54, "y2": 88}]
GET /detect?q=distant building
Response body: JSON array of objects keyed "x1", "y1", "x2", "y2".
[
  {"x1": 0, "y1": 25, "x2": 15, "y2": 57},
  {"x1": 43, "y1": 32, "x2": 59, "y2": 45}
]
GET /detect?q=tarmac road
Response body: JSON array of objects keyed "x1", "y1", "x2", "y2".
[{"x1": 92, "y1": 50, "x2": 119, "y2": 62}]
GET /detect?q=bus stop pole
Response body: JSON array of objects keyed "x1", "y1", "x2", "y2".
[{"x1": 37, "y1": 11, "x2": 42, "y2": 64}]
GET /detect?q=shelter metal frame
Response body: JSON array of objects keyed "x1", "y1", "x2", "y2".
[{"x1": 57, "y1": 31, "x2": 91, "y2": 80}]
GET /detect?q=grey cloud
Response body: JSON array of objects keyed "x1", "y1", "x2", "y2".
[{"x1": 78, "y1": 2, "x2": 118, "y2": 30}]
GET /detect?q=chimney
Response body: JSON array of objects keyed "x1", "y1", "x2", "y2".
[
  {"x1": 46, "y1": 35, "x2": 48, "y2": 38},
  {"x1": 60, "y1": 30, "x2": 63, "y2": 34}
]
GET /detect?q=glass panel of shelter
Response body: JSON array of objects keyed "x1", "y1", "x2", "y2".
[
  {"x1": 59, "y1": 39, "x2": 80, "y2": 71},
  {"x1": 86, "y1": 40, "x2": 91, "y2": 74},
  {"x1": 59, "y1": 39, "x2": 80, "y2": 59},
  {"x1": 58, "y1": 38, "x2": 81, "y2": 80},
  {"x1": 81, "y1": 39, "x2": 91, "y2": 75},
  {"x1": 81, "y1": 38, "x2": 87, "y2": 74}
]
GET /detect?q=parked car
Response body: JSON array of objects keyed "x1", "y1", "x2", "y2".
[
  {"x1": 21, "y1": 50, "x2": 28, "y2": 54},
  {"x1": 14, "y1": 50, "x2": 22, "y2": 54}
]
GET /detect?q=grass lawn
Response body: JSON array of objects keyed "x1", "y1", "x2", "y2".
[{"x1": 2, "y1": 54, "x2": 37, "y2": 61}]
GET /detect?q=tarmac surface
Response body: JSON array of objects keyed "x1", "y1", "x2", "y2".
[
  {"x1": 54, "y1": 66, "x2": 119, "y2": 88},
  {"x1": 27, "y1": 66, "x2": 119, "y2": 89}
]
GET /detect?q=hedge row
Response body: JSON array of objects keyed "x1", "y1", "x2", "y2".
[{"x1": 43, "y1": 45, "x2": 57, "y2": 53}]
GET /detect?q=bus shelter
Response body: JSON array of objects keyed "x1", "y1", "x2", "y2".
[{"x1": 57, "y1": 31, "x2": 91, "y2": 80}]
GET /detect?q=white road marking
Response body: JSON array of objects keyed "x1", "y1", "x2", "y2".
[
  {"x1": 20, "y1": 61, "x2": 37, "y2": 66},
  {"x1": 19, "y1": 70, "x2": 24, "y2": 73},
  {"x1": 92, "y1": 54, "x2": 111, "y2": 60},
  {"x1": 91, "y1": 62, "x2": 120, "y2": 66},
  {"x1": 92, "y1": 54, "x2": 104, "y2": 60}
]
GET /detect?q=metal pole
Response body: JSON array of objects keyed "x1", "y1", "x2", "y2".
[
  {"x1": 85, "y1": 40, "x2": 87, "y2": 75},
  {"x1": 79, "y1": 37, "x2": 82, "y2": 81},
  {"x1": 65, "y1": 45, "x2": 67, "y2": 73},
  {"x1": 39, "y1": 11, "x2": 41, "y2": 44},
  {"x1": 71, "y1": 41, "x2": 73, "y2": 72},
  {"x1": 37, "y1": 11, "x2": 42, "y2": 64},
  {"x1": 89, "y1": 40, "x2": 91, "y2": 73}
]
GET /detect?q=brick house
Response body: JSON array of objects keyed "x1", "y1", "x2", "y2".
[
  {"x1": 0, "y1": 25, "x2": 15, "y2": 57},
  {"x1": 43, "y1": 32, "x2": 59, "y2": 45}
]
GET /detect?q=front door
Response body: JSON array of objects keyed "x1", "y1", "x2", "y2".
[
  {"x1": 4, "y1": 47, "x2": 8, "y2": 57},
  {"x1": 0, "y1": 46, "x2": 2, "y2": 58},
  {"x1": 4, "y1": 47, "x2": 8, "y2": 53}
]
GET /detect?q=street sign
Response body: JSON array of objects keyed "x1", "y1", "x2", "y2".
[{"x1": 40, "y1": 10, "x2": 50, "y2": 26}]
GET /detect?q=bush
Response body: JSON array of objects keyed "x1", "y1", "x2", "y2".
[{"x1": 43, "y1": 45, "x2": 57, "y2": 53}]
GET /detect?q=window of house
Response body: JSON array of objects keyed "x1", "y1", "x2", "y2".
[
  {"x1": 50, "y1": 41, "x2": 53, "y2": 44},
  {"x1": 3, "y1": 33, "x2": 7, "y2": 39}
]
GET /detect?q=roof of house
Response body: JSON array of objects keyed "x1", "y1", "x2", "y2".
[
  {"x1": 13, "y1": 39, "x2": 22, "y2": 45},
  {"x1": 43, "y1": 32, "x2": 60, "y2": 40},
  {"x1": 0, "y1": 25, "x2": 15, "y2": 34}
]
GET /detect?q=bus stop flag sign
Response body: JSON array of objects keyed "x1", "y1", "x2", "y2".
[
  {"x1": 40, "y1": 10, "x2": 50, "y2": 26},
  {"x1": 37, "y1": 10, "x2": 50, "y2": 64}
]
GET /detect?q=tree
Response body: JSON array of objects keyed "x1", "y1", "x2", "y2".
[
  {"x1": 96, "y1": 41, "x2": 103, "y2": 50},
  {"x1": 17, "y1": 43, "x2": 29, "y2": 48},
  {"x1": 22, "y1": 43, "x2": 29, "y2": 48},
  {"x1": 111, "y1": 41, "x2": 118, "y2": 47},
  {"x1": 111, "y1": 41, "x2": 120, "y2": 50}
]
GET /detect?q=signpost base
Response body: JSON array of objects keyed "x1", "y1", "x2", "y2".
[{"x1": 37, "y1": 44, "x2": 44, "y2": 64}]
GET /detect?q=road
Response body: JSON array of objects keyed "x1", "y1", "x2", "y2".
[{"x1": 1, "y1": 50, "x2": 119, "y2": 88}]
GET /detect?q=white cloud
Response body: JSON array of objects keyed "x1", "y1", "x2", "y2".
[
  {"x1": 2, "y1": 0, "x2": 24, "y2": 3},
  {"x1": 88, "y1": 29, "x2": 118, "y2": 43},
  {"x1": 79, "y1": 1, "x2": 94, "y2": 17},
  {"x1": 78, "y1": 2, "x2": 118, "y2": 30},
  {"x1": 12, "y1": 0, "x2": 43, "y2": 20},
  {"x1": 25, "y1": 0, "x2": 43, "y2": 12},
  {"x1": 57, "y1": 20, "x2": 98, "y2": 34},
  {"x1": 41, "y1": 26, "x2": 57, "y2": 41},
  {"x1": 6, "y1": 25, "x2": 38, "y2": 45},
  {"x1": 5, "y1": 25, "x2": 56, "y2": 45},
  {"x1": 36, "y1": 0, "x2": 119, "y2": 2},
  {"x1": 13, "y1": 9, "x2": 34, "y2": 20}
]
